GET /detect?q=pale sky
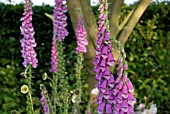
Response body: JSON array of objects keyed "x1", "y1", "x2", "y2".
[{"x1": 0, "y1": 0, "x2": 139, "y2": 6}]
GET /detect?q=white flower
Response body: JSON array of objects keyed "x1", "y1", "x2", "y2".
[
  {"x1": 71, "y1": 95, "x2": 81, "y2": 103},
  {"x1": 91, "y1": 88, "x2": 99, "y2": 96},
  {"x1": 140, "y1": 103, "x2": 157, "y2": 114},
  {"x1": 137, "y1": 103, "x2": 145, "y2": 110},
  {"x1": 149, "y1": 104, "x2": 157, "y2": 114}
]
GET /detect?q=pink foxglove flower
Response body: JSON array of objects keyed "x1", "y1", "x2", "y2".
[
  {"x1": 50, "y1": 38, "x2": 58, "y2": 73},
  {"x1": 76, "y1": 16, "x2": 88, "y2": 53},
  {"x1": 20, "y1": 0, "x2": 38, "y2": 68},
  {"x1": 53, "y1": 0, "x2": 68, "y2": 41},
  {"x1": 113, "y1": 58, "x2": 136, "y2": 113},
  {"x1": 40, "y1": 95, "x2": 50, "y2": 114}
]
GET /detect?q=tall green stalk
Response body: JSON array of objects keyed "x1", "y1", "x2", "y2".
[
  {"x1": 52, "y1": 41, "x2": 69, "y2": 114},
  {"x1": 74, "y1": 53, "x2": 84, "y2": 113},
  {"x1": 25, "y1": 64, "x2": 34, "y2": 114}
]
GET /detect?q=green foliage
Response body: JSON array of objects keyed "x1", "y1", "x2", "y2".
[{"x1": 125, "y1": 1, "x2": 170, "y2": 113}]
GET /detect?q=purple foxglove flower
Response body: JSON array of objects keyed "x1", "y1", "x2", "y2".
[
  {"x1": 122, "y1": 74, "x2": 128, "y2": 82},
  {"x1": 94, "y1": 1, "x2": 120, "y2": 113},
  {"x1": 98, "y1": 80, "x2": 107, "y2": 93},
  {"x1": 108, "y1": 74, "x2": 115, "y2": 88},
  {"x1": 101, "y1": 46, "x2": 108, "y2": 59},
  {"x1": 95, "y1": 45, "x2": 103, "y2": 55},
  {"x1": 128, "y1": 106, "x2": 135, "y2": 114},
  {"x1": 95, "y1": 55, "x2": 101, "y2": 63},
  {"x1": 114, "y1": 103, "x2": 121, "y2": 112},
  {"x1": 100, "y1": 26, "x2": 106, "y2": 34},
  {"x1": 20, "y1": 0, "x2": 38, "y2": 68},
  {"x1": 124, "y1": 64, "x2": 128, "y2": 70},
  {"x1": 97, "y1": 93, "x2": 104, "y2": 104},
  {"x1": 102, "y1": 66, "x2": 111, "y2": 80},
  {"x1": 99, "y1": 20, "x2": 104, "y2": 28},
  {"x1": 121, "y1": 100, "x2": 129, "y2": 112},
  {"x1": 108, "y1": 94, "x2": 114, "y2": 104},
  {"x1": 115, "y1": 80, "x2": 123, "y2": 90},
  {"x1": 126, "y1": 80, "x2": 134, "y2": 93},
  {"x1": 103, "y1": 87, "x2": 110, "y2": 99},
  {"x1": 115, "y1": 73, "x2": 122, "y2": 84},
  {"x1": 101, "y1": 14, "x2": 107, "y2": 20},
  {"x1": 118, "y1": 57, "x2": 123, "y2": 63},
  {"x1": 113, "y1": 88, "x2": 120, "y2": 96},
  {"x1": 76, "y1": 16, "x2": 88, "y2": 53},
  {"x1": 40, "y1": 95, "x2": 50, "y2": 114},
  {"x1": 53, "y1": 0, "x2": 69, "y2": 41},
  {"x1": 117, "y1": 63, "x2": 123, "y2": 70},
  {"x1": 94, "y1": 66, "x2": 101, "y2": 73},
  {"x1": 106, "y1": 103, "x2": 112, "y2": 113},
  {"x1": 113, "y1": 78, "x2": 136, "y2": 113},
  {"x1": 121, "y1": 85, "x2": 128, "y2": 98},
  {"x1": 99, "y1": 58, "x2": 106, "y2": 67},
  {"x1": 107, "y1": 52, "x2": 115, "y2": 66},
  {"x1": 96, "y1": 102, "x2": 105, "y2": 114},
  {"x1": 116, "y1": 91, "x2": 123, "y2": 104},
  {"x1": 96, "y1": 36, "x2": 103, "y2": 48},
  {"x1": 98, "y1": 13, "x2": 104, "y2": 19},
  {"x1": 128, "y1": 93, "x2": 136, "y2": 106},
  {"x1": 50, "y1": 38, "x2": 58, "y2": 73},
  {"x1": 105, "y1": 4, "x2": 109, "y2": 10},
  {"x1": 95, "y1": 72, "x2": 102, "y2": 81}
]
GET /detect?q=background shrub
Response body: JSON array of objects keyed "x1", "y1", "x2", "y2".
[{"x1": 0, "y1": 1, "x2": 169, "y2": 113}]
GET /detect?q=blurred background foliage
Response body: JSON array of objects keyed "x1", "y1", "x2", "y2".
[{"x1": 0, "y1": 1, "x2": 169, "y2": 113}]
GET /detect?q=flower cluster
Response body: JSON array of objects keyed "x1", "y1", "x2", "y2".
[
  {"x1": 40, "y1": 84, "x2": 50, "y2": 114},
  {"x1": 94, "y1": 0, "x2": 136, "y2": 113},
  {"x1": 20, "y1": 0, "x2": 38, "y2": 68},
  {"x1": 113, "y1": 56, "x2": 136, "y2": 114},
  {"x1": 94, "y1": 0, "x2": 116, "y2": 113},
  {"x1": 50, "y1": 38, "x2": 58, "y2": 73},
  {"x1": 40, "y1": 95, "x2": 50, "y2": 114},
  {"x1": 76, "y1": 16, "x2": 88, "y2": 53},
  {"x1": 53, "y1": 0, "x2": 69, "y2": 41}
]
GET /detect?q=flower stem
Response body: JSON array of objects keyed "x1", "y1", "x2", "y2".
[
  {"x1": 28, "y1": 91, "x2": 34, "y2": 114},
  {"x1": 28, "y1": 64, "x2": 34, "y2": 114},
  {"x1": 74, "y1": 53, "x2": 84, "y2": 112}
]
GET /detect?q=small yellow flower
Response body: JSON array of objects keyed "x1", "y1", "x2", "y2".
[
  {"x1": 70, "y1": 90, "x2": 74, "y2": 94},
  {"x1": 21, "y1": 85, "x2": 29, "y2": 94},
  {"x1": 43, "y1": 73, "x2": 47, "y2": 80}
]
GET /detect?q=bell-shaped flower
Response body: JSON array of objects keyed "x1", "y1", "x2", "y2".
[
  {"x1": 121, "y1": 84, "x2": 128, "y2": 98},
  {"x1": 103, "y1": 87, "x2": 110, "y2": 99},
  {"x1": 108, "y1": 74, "x2": 115, "y2": 88},
  {"x1": 121, "y1": 100, "x2": 129, "y2": 112},
  {"x1": 98, "y1": 80, "x2": 107, "y2": 93},
  {"x1": 126, "y1": 80, "x2": 134, "y2": 93},
  {"x1": 107, "y1": 52, "x2": 115, "y2": 66},
  {"x1": 128, "y1": 93, "x2": 136, "y2": 106},
  {"x1": 106, "y1": 103, "x2": 112, "y2": 113},
  {"x1": 116, "y1": 91, "x2": 123, "y2": 104},
  {"x1": 102, "y1": 66, "x2": 111, "y2": 80},
  {"x1": 96, "y1": 102, "x2": 105, "y2": 114}
]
